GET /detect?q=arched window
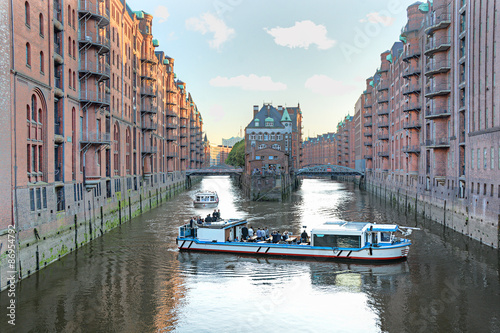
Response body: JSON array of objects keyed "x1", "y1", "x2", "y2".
[
  {"x1": 31, "y1": 94, "x2": 36, "y2": 121},
  {"x1": 68, "y1": 69, "x2": 72, "y2": 88},
  {"x1": 27, "y1": 93, "x2": 45, "y2": 182},
  {"x1": 68, "y1": 37, "x2": 71, "y2": 56},
  {"x1": 72, "y1": 40, "x2": 76, "y2": 58},
  {"x1": 68, "y1": 5, "x2": 71, "y2": 26},
  {"x1": 39, "y1": 51, "x2": 44, "y2": 73},
  {"x1": 125, "y1": 128, "x2": 131, "y2": 174},
  {"x1": 72, "y1": 9, "x2": 75, "y2": 28},
  {"x1": 73, "y1": 71, "x2": 76, "y2": 90},
  {"x1": 25, "y1": 2, "x2": 30, "y2": 27},
  {"x1": 39, "y1": 13, "x2": 43, "y2": 36},
  {"x1": 26, "y1": 42, "x2": 31, "y2": 66}
]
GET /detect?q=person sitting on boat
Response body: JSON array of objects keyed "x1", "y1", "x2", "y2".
[
  {"x1": 234, "y1": 236, "x2": 239, "y2": 242},
  {"x1": 241, "y1": 225, "x2": 249, "y2": 240},
  {"x1": 206, "y1": 214, "x2": 212, "y2": 223},
  {"x1": 276, "y1": 231, "x2": 282, "y2": 243},
  {"x1": 213, "y1": 209, "x2": 218, "y2": 221},
  {"x1": 282, "y1": 231, "x2": 288, "y2": 241},
  {"x1": 301, "y1": 230, "x2": 308, "y2": 243},
  {"x1": 271, "y1": 231, "x2": 279, "y2": 243},
  {"x1": 217, "y1": 209, "x2": 221, "y2": 220},
  {"x1": 265, "y1": 227, "x2": 270, "y2": 239}
]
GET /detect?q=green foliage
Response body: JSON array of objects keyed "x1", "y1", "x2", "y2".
[{"x1": 226, "y1": 140, "x2": 245, "y2": 167}]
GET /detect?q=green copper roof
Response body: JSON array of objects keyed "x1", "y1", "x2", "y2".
[
  {"x1": 265, "y1": 117, "x2": 274, "y2": 122},
  {"x1": 386, "y1": 54, "x2": 393, "y2": 63},
  {"x1": 369, "y1": 80, "x2": 374, "y2": 87},
  {"x1": 134, "y1": 11, "x2": 144, "y2": 19},
  {"x1": 399, "y1": 35, "x2": 407, "y2": 44},
  {"x1": 281, "y1": 109, "x2": 292, "y2": 122},
  {"x1": 418, "y1": 3, "x2": 429, "y2": 13},
  {"x1": 152, "y1": 39, "x2": 159, "y2": 47},
  {"x1": 163, "y1": 59, "x2": 169, "y2": 65}
]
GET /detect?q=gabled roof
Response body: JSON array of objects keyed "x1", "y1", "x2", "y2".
[{"x1": 247, "y1": 105, "x2": 284, "y2": 129}]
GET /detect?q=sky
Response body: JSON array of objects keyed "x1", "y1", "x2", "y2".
[{"x1": 125, "y1": 0, "x2": 418, "y2": 145}]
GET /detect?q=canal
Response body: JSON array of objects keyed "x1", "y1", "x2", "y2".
[{"x1": 1, "y1": 177, "x2": 499, "y2": 332}]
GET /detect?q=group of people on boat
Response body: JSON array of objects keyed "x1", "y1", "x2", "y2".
[
  {"x1": 235, "y1": 226, "x2": 309, "y2": 244},
  {"x1": 190, "y1": 209, "x2": 221, "y2": 225}
]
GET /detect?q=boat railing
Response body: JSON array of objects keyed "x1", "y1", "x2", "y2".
[{"x1": 179, "y1": 225, "x2": 195, "y2": 238}]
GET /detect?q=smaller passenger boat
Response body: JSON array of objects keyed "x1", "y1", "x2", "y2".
[
  {"x1": 193, "y1": 191, "x2": 219, "y2": 208},
  {"x1": 177, "y1": 220, "x2": 418, "y2": 262}
]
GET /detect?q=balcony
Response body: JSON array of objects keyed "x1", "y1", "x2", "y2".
[
  {"x1": 141, "y1": 146, "x2": 158, "y2": 155},
  {"x1": 363, "y1": 113, "x2": 372, "y2": 118},
  {"x1": 364, "y1": 104, "x2": 372, "y2": 109},
  {"x1": 403, "y1": 121, "x2": 421, "y2": 130},
  {"x1": 402, "y1": 83, "x2": 421, "y2": 96},
  {"x1": 377, "y1": 97, "x2": 389, "y2": 104},
  {"x1": 54, "y1": 39, "x2": 63, "y2": 64},
  {"x1": 80, "y1": 131, "x2": 111, "y2": 144},
  {"x1": 377, "y1": 122, "x2": 389, "y2": 128},
  {"x1": 363, "y1": 132, "x2": 372, "y2": 137},
  {"x1": 364, "y1": 142, "x2": 372, "y2": 146},
  {"x1": 166, "y1": 122, "x2": 177, "y2": 129},
  {"x1": 402, "y1": 64, "x2": 421, "y2": 78},
  {"x1": 425, "y1": 107, "x2": 451, "y2": 119},
  {"x1": 364, "y1": 155, "x2": 373, "y2": 159},
  {"x1": 140, "y1": 103, "x2": 157, "y2": 115},
  {"x1": 78, "y1": 30, "x2": 110, "y2": 54},
  {"x1": 166, "y1": 153, "x2": 178, "y2": 159},
  {"x1": 78, "y1": 0, "x2": 110, "y2": 27},
  {"x1": 80, "y1": 89, "x2": 110, "y2": 106},
  {"x1": 79, "y1": 60, "x2": 110, "y2": 80},
  {"x1": 402, "y1": 48, "x2": 421, "y2": 62},
  {"x1": 403, "y1": 103, "x2": 421, "y2": 113},
  {"x1": 424, "y1": 83, "x2": 451, "y2": 98},
  {"x1": 377, "y1": 134, "x2": 389, "y2": 140},
  {"x1": 141, "y1": 54, "x2": 157, "y2": 65},
  {"x1": 140, "y1": 86, "x2": 157, "y2": 97},
  {"x1": 377, "y1": 84, "x2": 389, "y2": 91},
  {"x1": 425, "y1": 138, "x2": 451, "y2": 148},
  {"x1": 165, "y1": 110, "x2": 177, "y2": 117},
  {"x1": 425, "y1": 14, "x2": 452, "y2": 35},
  {"x1": 425, "y1": 60, "x2": 451, "y2": 77},
  {"x1": 141, "y1": 120, "x2": 157, "y2": 132},
  {"x1": 166, "y1": 133, "x2": 177, "y2": 141},
  {"x1": 424, "y1": 35, "x2": 451, "y2": 56},
  {"x1": 377, "y1": 108, "x2": 389, "y2": 116},
  {"x1": 378, "y1": 151, "x2": 389, "y2": 157},
  {"x1": 402, "y1": 145, "x2": 421, "y2": 154}
]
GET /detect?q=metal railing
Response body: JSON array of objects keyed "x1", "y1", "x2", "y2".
[
  {"x1": 141, "y1": 86, "x2": 157, "y2": 96},
  {"x1": 80, "y1": 131, "x2": 111, "y2": 143},
  {"x1": 425, "y1": 83, "x2": 451, "y2": 96},
  {"x1": 425, "y1": 137, "x2": 450, "y2": 147},
  {"x1": 79, "y1": 59, "x2": 110, "y2": 76},
  {"x1": 403, "y1": 83, "x2": 421, "y2": 95},
  {"x1": 53, "y1": 2, "x2": 62, "y2": 22},
  {"x1": 78, "y1": 30, "x2": 110, "y2": 48},
  {"x1": 402, "y1": 121, "x2": 421, "y2": 129},
  {"x1": 79, "y1": 0, "x2": 110, "y2": 21},
  {"x1": 402, "y1": 145, "x2": 420, "y2": 153},
  {"x1": 80, "y1": 90, "x2": 110, "y2": 104},
  {"x1": 425, "y1": 107, "x2": 451, "y2": 118},
  {"x1": 425, "y1": 60, "x2": 451, "y2": 74},
  {"x1": 142, "y1": 146, "x2": 158, "y2": 154},
  {"x1": 425, "y1": 35, "x2": 451, "y2": 54},
  {"x1": 377, "y1": 151, "x2": 389, "y2": 157}
]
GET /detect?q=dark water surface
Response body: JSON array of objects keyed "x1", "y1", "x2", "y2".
[{"x1": 1, "y1": 177, "x2": 499, "y2": 333}]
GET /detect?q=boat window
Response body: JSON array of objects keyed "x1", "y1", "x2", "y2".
[
  {"x1": 313, "y1": 234, "x2": 360, "y2": 248},
  {"x1": 380, "y1": 232, "x2": 391, "y2": 242},
  {"x1": 210, "y1": 196, "x2": 214, "y2": 200}
]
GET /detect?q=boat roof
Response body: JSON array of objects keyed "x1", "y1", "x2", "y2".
[
  {"x1": 311, "y1": 221, "x2": 399, "y2": 235},
  {"x1": 195, "y1": 191, "x2": 217, "y2": 195},
  {"x1": 199, "y1": 219, "x2": 247, "y2": 229}
]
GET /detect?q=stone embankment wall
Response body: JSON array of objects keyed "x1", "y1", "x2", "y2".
[
  {"x1": 241, "y1": 173, "x2": 297, "y2": 201},
  {"x1": 364, "y1": 179, "x2": 499, "y2": 249},
  {"x1": 0, "y1": 173, "x2": 200, "y2": 291}
]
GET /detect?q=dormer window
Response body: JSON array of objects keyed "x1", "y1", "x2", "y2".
[
  {"x1": 265, "y1": 120, "x2": 273, "y2": 127},
  {"x1": 254, "y1": 119, "x2": 260, "y2": 126}
]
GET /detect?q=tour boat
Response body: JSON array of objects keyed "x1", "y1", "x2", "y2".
[
  {"x1": 193, "y1": 191, "x2": 219, "y2": 208},
  {"x1": 177, "y1": 220, "x2": 417, "y2": 262}
]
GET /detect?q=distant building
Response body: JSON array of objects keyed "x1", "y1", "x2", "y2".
[
  {"x1": 210, "y1": 145, "x2": 232, "y2": 166},
  {"x1": 244, "y1": 104, "x2": 302, "y2": 174},
  {"x1": 222, "y1": 136, "x2": 243, "y2": 147}
]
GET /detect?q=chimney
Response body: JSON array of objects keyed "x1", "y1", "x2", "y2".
[{"x1": 253, "y1": 105, "x2": 259, "y2": 117}]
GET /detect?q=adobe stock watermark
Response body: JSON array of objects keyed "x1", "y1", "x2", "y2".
[
  {"x1": 340, "y1": 0, "x2": 409, "y2": 63},
  {"x1": 406, "y1": 275, "x2": 467, "y2": 332},
  {"x1": 6, "y1": 224, "x2": 18, "y2": 326},
  {"x1": 213, "y1": 0, "x2": 243, "y2": 19}
]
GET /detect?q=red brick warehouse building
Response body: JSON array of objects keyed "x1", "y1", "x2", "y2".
[{"x1": 0, "y1": 0, "x2": 206, "y2": 289}]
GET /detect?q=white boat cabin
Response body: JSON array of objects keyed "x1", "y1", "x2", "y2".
[
  {"x1": 310, "y1": 221, "x2": 400, "y2": 249},
  {"x1": 179, "y1": 219, "x2": 247, "y2": 242},
  {"x1": 194, "y1": 192, "x2": 218, "y2": 203}
]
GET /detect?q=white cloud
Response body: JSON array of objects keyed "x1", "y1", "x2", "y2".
[
  {"x1": 359, "y1": 12, "x2": 395, "y2": 27},
  {"x1": 264, "y1": 20, "x2": 336, "y2": 50},
  {"x1": 185, "y1": 13, "x2": 235, "y2": 50},
  {"x1": 155, "y1": 5, "x2": 170, "y2": 23},
  {"x1": 209, "y1": 74, "x2": 287, "y2": 91},
  {"x1": 305, "y1": 75, "x2": 357, "y2": 96}
]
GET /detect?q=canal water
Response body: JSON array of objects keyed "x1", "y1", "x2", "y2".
[{"x1": 1, "y1": 177, "x2": 499, "y2": 333}]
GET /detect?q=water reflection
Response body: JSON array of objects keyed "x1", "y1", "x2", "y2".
[{"x1": 0, "y1": 177, "x2": 498, "y2": 333}]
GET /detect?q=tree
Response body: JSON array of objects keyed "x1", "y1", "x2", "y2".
[{"x1": 226, "y1": 140, "x2": 245, "y2": 167}]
